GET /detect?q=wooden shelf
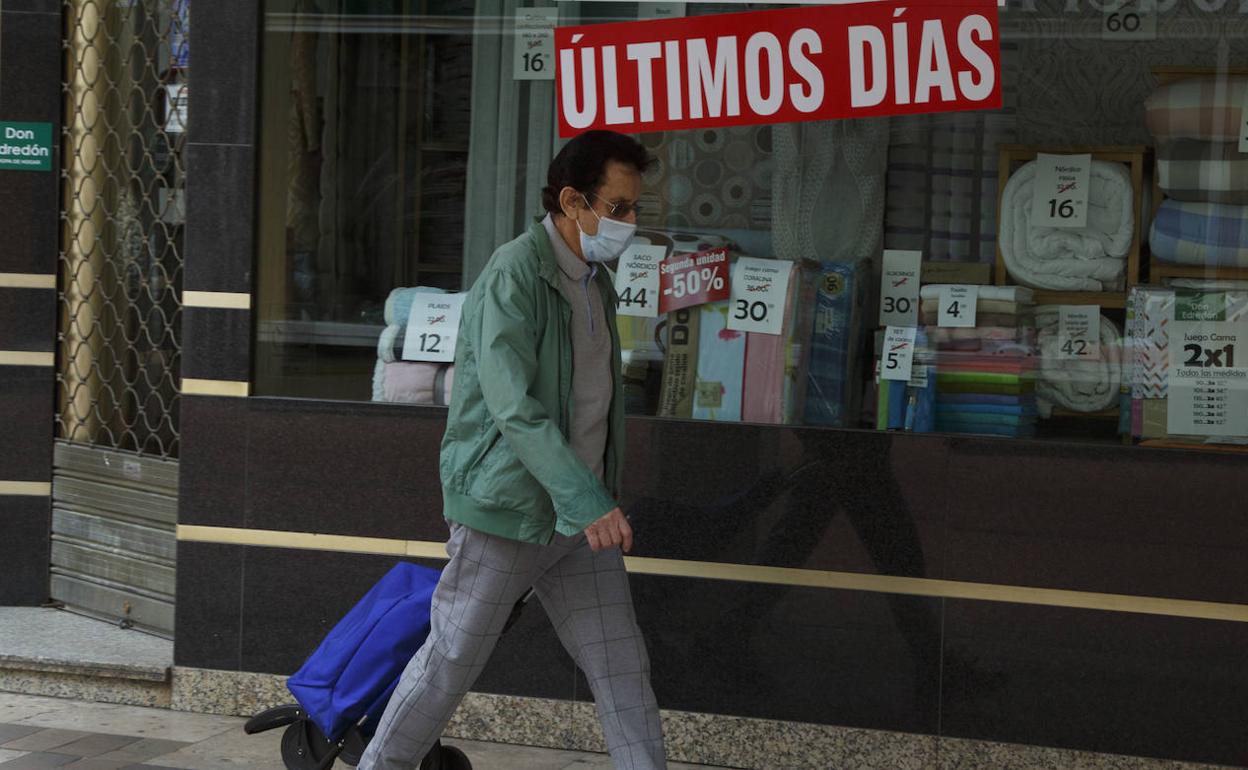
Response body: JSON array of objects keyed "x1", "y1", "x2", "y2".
[
  {"x1": 1139, "y1": 438, "x2": 1248, "y2": 454},
  {"x1": 1050, "y1": 407, "x2": 1121, "y2": 421},
  {"x1": 1148, "y1": 258, "x2": 1248, "y2": 283},
  {"x1": 1032, "y1": 291, "x2": 1127, "y2": 309}
]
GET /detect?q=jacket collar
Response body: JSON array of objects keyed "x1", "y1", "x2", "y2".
[{"x1": 529, "y1": 220, "x2": 563, "y2": 291}]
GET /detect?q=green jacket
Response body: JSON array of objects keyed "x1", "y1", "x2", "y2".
[{"x1": 440, "y1": 221, "x2": 625, "y2": 545}]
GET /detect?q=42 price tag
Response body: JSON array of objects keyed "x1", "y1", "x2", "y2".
[
  {"x1": 614, "y1": 245, "x2": 665, "y2": 318},
  {"x1": 1058, "y1": 305, "x2": 1100, "y2": 359},
  {"x1": 728, "y1": 257, "x2": 793, "y2": 336},
  {"x1": 402, "y1": 293, "x2": 467, "y2": 363},
  {"x1": 881, "y1": 325, "x2": 918, "y2": 382},
  {"x1": 937, "y1": 285, "x2": 978, "y2": 328}
]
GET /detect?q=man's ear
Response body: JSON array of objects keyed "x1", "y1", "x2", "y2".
[{"x1": 558, "y1": 186, "x2": 583, "y2": 218}]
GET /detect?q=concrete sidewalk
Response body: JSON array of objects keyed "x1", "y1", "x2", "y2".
[{"x1": 0, "y1": 692, "x2": 733, "y2": 769}]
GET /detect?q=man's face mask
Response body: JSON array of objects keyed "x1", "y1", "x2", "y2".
[{"x1": 576, "y1": 194, "x2": 636, "y2": 263}]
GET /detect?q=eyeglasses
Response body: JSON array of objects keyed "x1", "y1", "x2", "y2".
[{"x1": 587, "y1": 192, "x2": 643, "y2": 219}]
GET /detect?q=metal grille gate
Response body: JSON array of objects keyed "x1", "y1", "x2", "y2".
[{"x1": 54, "y1": 0, "x2": 188, "y2": 637}]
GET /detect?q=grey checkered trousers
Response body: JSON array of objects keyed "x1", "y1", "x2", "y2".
[{"x1": 357, "y1": 521, "x2": 667, "y2": 769}]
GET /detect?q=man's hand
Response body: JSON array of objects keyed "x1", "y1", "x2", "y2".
[{"x1": 584, "y1": 507, "x2": 633, "y2": 553}]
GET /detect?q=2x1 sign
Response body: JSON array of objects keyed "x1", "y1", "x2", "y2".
[{"x1": 554, "y1": 0, "x2": 1000, "y2": 137}]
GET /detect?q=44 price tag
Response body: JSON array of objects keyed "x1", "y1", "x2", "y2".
[
  {"x1": 1031, "y1": 153, "x2": 1092, "y2": 229},
  {"x1": 881, "y1": 326, "x2": 917, "y2": 382},
  {"x1": 728, "y1": 257, "x2": 793, "y2": 336},
  {"x1": 658, "y1": 247, "x2": 729, "y2": 314},
  {"x1": 937, "y1": 285, "x2": 978, "y2": 328},
  {"x1": 615, "y1": 245, "x2": 665, "y2": 318},
  {"x1": 1058, "y1": 305, "x2": 1100, "y2": 359},
  {"x1": 402, "y1": 293, "x2": 467, "y2": 363}
]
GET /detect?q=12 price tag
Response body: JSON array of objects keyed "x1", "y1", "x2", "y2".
[
  {"x1": 728, "y1": 257, "x2": 793, "y2": 336},
  {"x1": 615, "y1": 245, "x2": 665, "y2": 318},
  {"x1": 1031, "y1": 153, "x2": 1092, "y2": 229},
  {"x1": 879, "y1": 250, "x2": 922, "y2": 327},
  {"x1": 937, "y1": 285, "x2": 978, "y2": 328},
  {"x1": 402, "y1": 294, "x2": 467, "y2": 363},
  {"x1": 658, "y1": 247, "x2": 730, "y2": 314},
  {"x1": 1058, "y1": 305, "x2": 1100, "y2": 359},
  {"x1": 881, "y1": 325, "x2": 918, "y2": 382},
  {"x1": 514, "y1": 8, "x2": 557, "y2": 80}
]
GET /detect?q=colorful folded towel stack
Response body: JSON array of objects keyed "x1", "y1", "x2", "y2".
[{"x1": 920, "y1": 285, "x2": 1039, "y2": 438}]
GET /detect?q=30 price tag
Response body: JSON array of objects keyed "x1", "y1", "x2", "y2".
[
  {"x1": 658, "y1": 247, "x2": 730, "y2": 314},
  {"x1": 1102, "y1": 0, "x2": 1157, "y2": 41},
  {"x1": 881, "y1": 325, "x2": 917, "y2": 382},
  {"x1": 1167, "y1": 321, "x2": 1248, "y2": 437},
  {"x1": 1031, "y1": 153, "x2": 1092, "y2": 229},
  {"x1": 615, "y1": 245, "x2": 665, "y2": 318},
  {"x1": 728, "y1": 257, "x2": 793, "y2": 335},
  {"x1": 402, "y1": 294, "x2": 467, "y2": 363},
  {"x1": 514, "y1": 8, "x2": 556, "y2": 81},
  {"x1": 879, "y1": 250, "x2": 922, "y2": 328},
  {"x1": 1058, "y1": 305, "x2": 1100, "y2": 359},
  {"x1": 937, "y1": 285, "x2": 978, "y2": 328}
]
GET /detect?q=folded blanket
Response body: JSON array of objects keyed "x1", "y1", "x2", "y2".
[
  {"x1": 379, "y1": 362, "x2": 455, "y2": 405},
  {"x1": 936, "y1": 412, "x2": 1035, "y2": 427},
  {"x1": 999, "y1": 160, "x2": 1135, "y2": 291},
  {"x1": 938, "y1": 360, "x2": 1037, "y2": 375},
  {"x1": 1033, "y1": 306, "x2": 1122, "y2": 417},
  {"x1": 921, "y1": 298, "x2": 1032, "y2": 316},
  {"x1": 1157, "y1": 140, "x2": 1248, "y2": 204},
  {"x1": 927, "y1": 326, "x2": 1039, "y2": 349},
  {"x1": 936, "y1": 403, "x2": 1038, "y2": 416},
  {"x1": 920, "y1": 285, "x2": 1035, "y2": 303},
  {"x1": 1146, "y1": 77, "x2": 1248, "y2": 143},
  {"x1": 939, "y1": 380, "x2": 1036, "y2": 395},
  {"x1": 936, "y1": 421, "x2": 1037, "y2": 438},
  {"x1": 1150, "y1": 199, "x2": 1248, "y2": 268},
  {"x1": 938, "y1": 393, "x2": 1036, "y2": 406},
  {"x1": 921, "y1": 311, "x2": 1032, "y2": 328}
]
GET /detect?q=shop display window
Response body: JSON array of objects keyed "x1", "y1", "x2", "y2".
[{"x1": 254, "y1": 0, "x2": 1248, "y2": 452}]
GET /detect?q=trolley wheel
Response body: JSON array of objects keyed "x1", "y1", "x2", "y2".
[
  {"x1": 420, "y1": 740, "x2": 472, "y2": 770},
  {"x1": 338, "y1": 727, "x2": 368, "y2": 766},
  {"x1": 280, "y1": 719, "x2": 335, "y2": 770}
]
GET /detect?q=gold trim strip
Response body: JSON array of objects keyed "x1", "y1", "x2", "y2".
[
  {"x1": 184, "y1": 291, "x2": 252, "y2": 310},
  {"x1": 182, "y1": 378, "x2": 250, "y2": 397},
  {"x1": 0, "y1": 274, "x2": 56, "y2": 289},
  {"x1": 175, "y1": 525, "x2": 1248, "y2": 624},
  {"x1": 0, "y1": 351, "x2": 54, "y2": 367},
  {"x1": 0, "y1": 482, "x2": 52, "y2": 496}
]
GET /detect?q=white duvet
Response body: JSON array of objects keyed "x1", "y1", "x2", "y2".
[
  {"x1": 1035, "y1": 307, "x2": 1122, "y2": 417},
  {"x1": 999, "y1": 161, "x2": 1135, "y2": 292}
]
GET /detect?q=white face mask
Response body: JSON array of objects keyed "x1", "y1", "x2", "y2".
[{"x1": 576, "y1": 195, "x2": 636, "y2": 263}]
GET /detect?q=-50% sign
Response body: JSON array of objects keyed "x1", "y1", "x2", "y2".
[{"x1": 659, "y1": 247, "x2": 729, "y2": 314}]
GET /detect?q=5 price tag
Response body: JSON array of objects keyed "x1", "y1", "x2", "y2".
[
  {"x1": 879, "y1": 250, "x2": 922, "y2": 327},
  {"x1": 728, "y1": 257, "x2": 793, "y2": 336},
  {"x1": 1031, "y1": 153, "x2": 1092, "y2": 229},
  {"x1": 937, "y1": 285, "x2": 978, "y2": 328},
  {"x1": 615, "y1": 245, "x2": 665, "y2": 318},
  {"x1": 402, "y1": 293, "x2": 467, "y2": 363},
  {"x1": 1058, "y1": 305, "x2": 1100, "y2": 359},
  {"x1": 881, "y1": 325, "x2": 918, "y2": 382},
  {"x1": 514, "y1": 8, "x2": 557, "y2": 81}
]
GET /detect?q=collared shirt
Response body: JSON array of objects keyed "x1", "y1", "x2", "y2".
[{"x1": 542, "y1": 214, "x2": 612, "y2": 483}]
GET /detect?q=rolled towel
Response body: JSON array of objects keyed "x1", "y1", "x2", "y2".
[
  {"x1": 920, "y1": 284, "x2": 1035, "y2": 303},
  {"x1": 1034, "y1": 306, "x2": 1122, "y2": 417},
  {"x1": 999, "y1": 160, "x2": 1135, "y2": 292}
]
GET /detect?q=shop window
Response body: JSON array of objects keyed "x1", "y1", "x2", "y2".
[{"x1": 254, "y1": 0, "x2": 1248, "y2": 452}]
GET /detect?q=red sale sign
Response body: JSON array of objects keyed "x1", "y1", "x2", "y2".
[
  {"x1": 555, "y1": 0, "x2": 1000, "y2": 137},
  {"x1": 659, "y1": 248, "x2": 730, "y2": 314}
]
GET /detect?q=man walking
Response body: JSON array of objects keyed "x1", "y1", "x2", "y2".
[{"x1": 358, "y1": 131, "x2": 667, "y2": 770}]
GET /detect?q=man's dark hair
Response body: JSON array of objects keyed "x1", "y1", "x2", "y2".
[{"x1": 541, "y1": 130, "x2": 654, "y2": 217}]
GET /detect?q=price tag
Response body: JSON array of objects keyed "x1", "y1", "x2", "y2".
[
  {"x1": 658, "y1": 247, "x2": 730, "y2": 314},
  {"x1": 1102, "y1": 0, "x2": 1157, "y2": 41},
  {"x1": 1167, "y1": 321, "x2": 1248, "y2": 437},
  {"x1": 615, "y1": 245, "x2": 665, "y2": 318},
  {"x1": 638, "y1": 1, "x2": 685, "y2": 18},
  {"x1": 937, "y1": 285, "x2": 978, "y2": 328},
  {"x1": 402, "y1": 294, "x2": 467, "y2": 363},
  {"x1": 881, "y1": 326, "x2": 917, "y2": 382},
  {"x1": 1030, "y1": 153, "x2": 1092, "y2": 229},
  {"x1": 879, "y1": 249, "x2": 922, "y2": 327},
  {"x1": 1058, "y1": 305, "x2": 1100, "y2": 359},
  {"x1": 728, "y1": 257, "x2": 792, "y2": 336},
  {"x1": 514, "y1": 8, "x2": 557, "y2": 81}
]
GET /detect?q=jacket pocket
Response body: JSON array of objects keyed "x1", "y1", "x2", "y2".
[{"x1": 467, "y1": 436, "x2": 550, "y2": 515}]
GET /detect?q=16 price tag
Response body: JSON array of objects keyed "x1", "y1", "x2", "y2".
[
  {"x1": 1031, "y1": 153, "x2": 1092, "y2": 229},
  {"x1": 402, "y1": 294, "x2": 467, "y2": 363},
  {"x1": 881, "y1": 325, "x2": 917, "y2": 382},
  {"x1": 937, "y1": 285, "x2": 978, "y2": 328},
  {"x1": 615, "y1": 245, "x2": 665, "y2": 318},
  {"x1": 728, "y1": 257, "x2": 793, "y2": 336},
  {"x1": 658, "y1": 247, "x2": 730, "y2": 314},
  {"x1": 879, "y1": 249, "x2": 922, "y2": 327},
  {"x1": 514, "y1": 8, "x2": 556, "y2": 81},
  {"x1": 1102, "y1": 0, "x2": 1157, "y2": 41},
  {"x1": 1058, "y1": 305, "x2": 1100, "y2": 359}
]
